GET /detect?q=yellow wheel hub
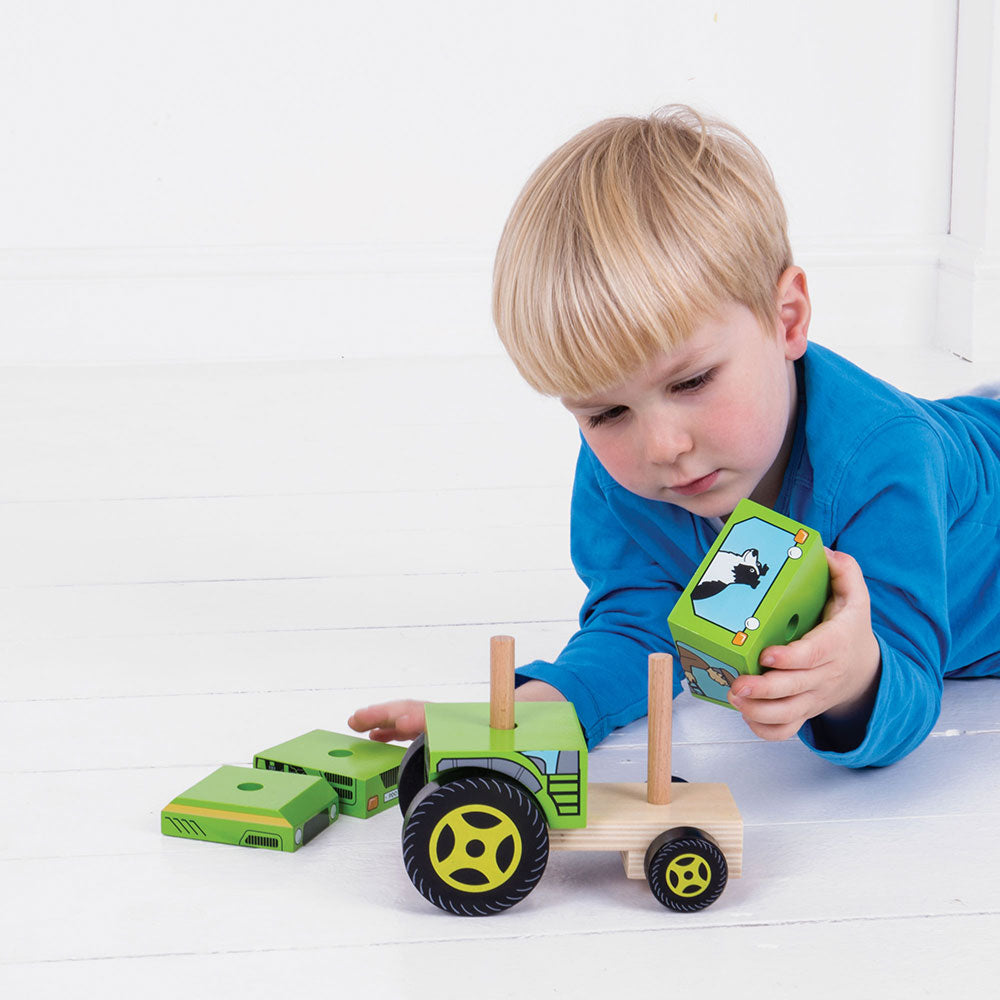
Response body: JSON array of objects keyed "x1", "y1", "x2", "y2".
[
  {"x1": 665, "y1": 852, "x2": 713, "y2": 897},
  {"x1": 429, "y1": 803, "x2": 522, "y2": 893}
]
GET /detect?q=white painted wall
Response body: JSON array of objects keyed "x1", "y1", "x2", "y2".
[
  {"x1": 938, "y1": 0, "x2": 1000, "y2": 362},
  {"x1": 0, "y1": 0, "x2": 978, "y2": 364}
]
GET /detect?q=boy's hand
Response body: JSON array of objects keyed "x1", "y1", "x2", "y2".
[
  {"x1": 347, "y1": 680, "x2": 565, "y2": 744},
  {"x1": 348, "y1": 700, "x2": 426, "y2": 743},
  {"x1": 727, "y1": 548, "x2": 882, "y2": 743}
]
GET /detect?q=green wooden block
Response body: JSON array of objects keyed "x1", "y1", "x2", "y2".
[
  {"x1": 668, "y1": 498, "x2": 830, "y2": 709},
  {"x1": 161, "y1": 765, "x2": 338, "y2": 851},
  {"x1": 423, "y1": 701, "x2": 588, "y2": 829},
  {"x1": 254, "y1": 730, "x2": 405, "y2": 818}
]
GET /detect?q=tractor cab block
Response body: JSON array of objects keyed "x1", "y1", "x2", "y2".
[{"x1": 668, "y1": 498, "x2": 831, "y2": 709}]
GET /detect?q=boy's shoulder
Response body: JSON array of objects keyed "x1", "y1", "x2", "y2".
[
  {"x1": 802, "y1": 343, "x2": 925, "y2": 424},
  {"x1": 802, "y1": 341, "x2": 1000, "y2": 442},
  {"x1": 801, "y1": 342, "x2": 952, "y2": 461},
  {"x1": 798, "y1": 342, "x2": 1000, "y2": 523}
]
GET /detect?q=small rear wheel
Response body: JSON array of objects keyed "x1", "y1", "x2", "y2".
[{"x1": 644, "y1": 827, "x2": 728, "y2": 912}]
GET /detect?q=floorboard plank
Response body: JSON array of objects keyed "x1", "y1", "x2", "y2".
[
  {"x1": 3, "y1": 913, "x2": 994, "y2": 1000},
  {"x1": 0, "y1": 569, "x2": 585, "y2": 641},
  {"x1": 4, "y1": 816, "x2": 998, "y2": 966},
  {"x1": 0, "y1": 622, "x2": 576, "y2": 700},
  {"x1": 1, "y1": 488, "x2": 572, "y2": 586}
]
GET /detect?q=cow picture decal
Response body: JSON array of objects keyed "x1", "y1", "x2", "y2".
[{"x1": 691, "y1": 548, "x2": 769, "y2": 600}]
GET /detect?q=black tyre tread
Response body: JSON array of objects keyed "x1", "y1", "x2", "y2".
[
  {"x1": 401, "y1": 775, "x2": 548, "y2": 916},
  {"x1": 644, "y1": 827, "x2": 728, "y2": 913},
  {"x1": 396, "y1": 734, "x2": 427, "y2": 816}
]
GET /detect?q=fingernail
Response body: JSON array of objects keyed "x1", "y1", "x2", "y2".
[
  {"x1": 730, "y1": 683, "x2": 751, "y2": 702},
  {"x1": 760, "y1": 653, "x2": 774, "y2": 668}
]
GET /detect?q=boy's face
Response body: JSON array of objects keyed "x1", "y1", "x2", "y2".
[{"x1": 562, "y1": 298, "x2": 807, "y2": 520}]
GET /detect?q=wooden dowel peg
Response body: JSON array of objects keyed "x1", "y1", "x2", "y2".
[
  {"x1": 490, "y1": 635, "x2": 516, "y2": 731},
  {"x1": 647, "y1": 653, "x2": 673, "y2": 804}
]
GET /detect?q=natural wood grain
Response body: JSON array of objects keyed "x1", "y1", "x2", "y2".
[
  {"x1": 490, "y1": 634, "x2": 516, "y2": 730},
  {"x1": 646, "y1": 653, "x2": 673, "y2": 804},
  {"x1": 549, "y1": 781, "x2": 743, "y2": 877}
]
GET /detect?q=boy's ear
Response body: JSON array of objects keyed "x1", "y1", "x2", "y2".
[{"x1": 775, "y1": 266, "x2": 810, "y2": 361}]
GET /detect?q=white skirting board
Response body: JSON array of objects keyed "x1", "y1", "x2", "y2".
[
  {"x1": 936, "y1": 237, "x2": 1000, "y2": 363},
  {"x1": 0, "y1": 236, "x2": 986, "y2": 365}
]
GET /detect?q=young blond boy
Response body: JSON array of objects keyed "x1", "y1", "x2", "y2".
[{"x1": 350, "y1": 106, "x2": 1000, "y2": 768}]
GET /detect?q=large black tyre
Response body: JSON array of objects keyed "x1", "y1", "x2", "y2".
[
  {"x1": 396, "y1": 734, "x2": 427, "y2": 816},
  {"x1": 401, "y1": 775, "x2": 549, "y2": 916},
  {"x1": 644, "y1": 826, "x2": 728, "y2": 912}
]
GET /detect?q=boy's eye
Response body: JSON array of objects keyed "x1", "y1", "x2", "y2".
[
  {"x1": 671, "y1": 369, "x2": 716, "y2": 394},
  {"x1": 587, "y1": 405, "x2": 627, "y2": 429}
]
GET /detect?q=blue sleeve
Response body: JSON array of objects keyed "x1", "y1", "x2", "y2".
[
  {"x1": 517, "y1": 444, "x2": 685, "y2": 747},
  {"x1": 798, "y1": 417, "x2": 952, "y2": 767}
]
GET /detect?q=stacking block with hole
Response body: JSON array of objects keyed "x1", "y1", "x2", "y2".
[
  {"x1": 254, "y1": 730, "x2": 405, "y2": 818},
  {"x1": 668, "y1": 499, "x2": 830, "y2": 708},
  {"x1": 161, "y1": 765, "x2": 339, "y2": 851}
]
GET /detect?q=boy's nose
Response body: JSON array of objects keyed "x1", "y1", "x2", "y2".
[{"x1": 641, "y1": 418, "x2": 692, "y2": 466}]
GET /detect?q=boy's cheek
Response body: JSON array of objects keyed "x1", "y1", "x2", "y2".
[{"x1": 586, "y1": 443, "x2": 641, "y2": 494}]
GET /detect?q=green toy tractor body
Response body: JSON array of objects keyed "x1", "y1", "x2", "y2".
[{"x1": 422, "y1": 700, "x2": 588, "y2": 829}]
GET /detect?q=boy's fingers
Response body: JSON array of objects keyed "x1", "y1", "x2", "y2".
[
  {"x1": 348, "y1": 700, "x2": 411, "y2": 733},
  {"x1": 759, "y1": 624, "x2": 830, "y2": 672},
  {"x1": 353, "y1": 719, "x2": 410, "y2": 742},
  {"x1": 826, "y1": 545, "x2": 859, "y2": 581},
  {"x1": 347, "y1": 706, "x2": 381, "y2": 732},
  {"x1": 747, "y1": 691, "x2": 811, "y2": 723},
  {"x1": 369, "y1": 726, "x2": 407, "y2": 743},
  {"x1": 743, "y1": 717, "x2": 803, "y2": 742},
  {"x1": 730, "y1": 663, "x2": 814, "y2": 702},
  {"x1": 751, "y1": 550, "x2": 869, "y2": 675},
  {"x1": 349, "y1": 700, "x2": 427, "y2": 743},
  {"x1": 825, "y1": 547, "x2": 869, "y2": 610}
]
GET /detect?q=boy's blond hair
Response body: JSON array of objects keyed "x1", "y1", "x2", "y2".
[{"x1": 492, "y1": 105, "x2": 793, "y2": 398}]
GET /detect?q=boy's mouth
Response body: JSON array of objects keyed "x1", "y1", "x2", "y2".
[{"x1": 669, "y1": 470, "x2": 720, "y2": 497}]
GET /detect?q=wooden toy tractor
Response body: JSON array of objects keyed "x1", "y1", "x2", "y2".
[{"x1": 397, "y1": 637, "x2": 743, "y2": 916}]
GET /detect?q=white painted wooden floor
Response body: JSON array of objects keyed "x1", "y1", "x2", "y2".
[{"x1": 2, "y1": 345, "x2": 998, "y2": 998}]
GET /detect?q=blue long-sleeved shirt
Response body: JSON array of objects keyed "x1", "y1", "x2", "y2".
[{"x1": 517, "y1": 342, "x2": 1000, "y2": 767}]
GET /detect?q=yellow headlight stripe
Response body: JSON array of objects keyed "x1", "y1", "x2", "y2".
[{"x1": 164, "y1": 804, "x2": 293, "y2": 829}]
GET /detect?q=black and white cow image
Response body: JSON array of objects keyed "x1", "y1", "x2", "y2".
[{"x1": 691, "y1": 547, "x2": 769, "y2": 600}]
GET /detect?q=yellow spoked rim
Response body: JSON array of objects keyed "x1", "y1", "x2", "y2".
[
  {"x1": 665, "y1": 852, "x2": 713, "y2": 897},
  {"x1": 429, "y1": 803, "x2": 522, "y2": 893}
]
